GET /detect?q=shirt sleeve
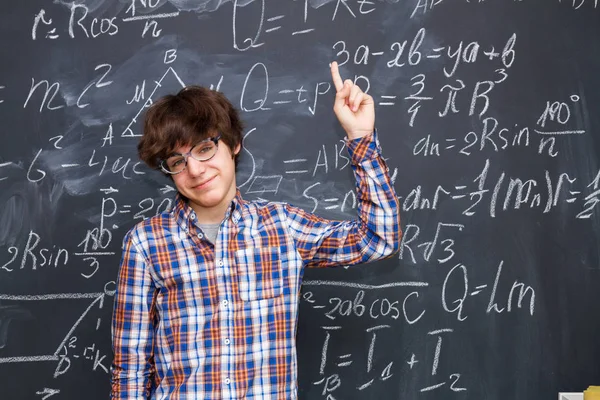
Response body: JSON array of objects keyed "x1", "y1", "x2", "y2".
[
  {"x1": 285, "y1": 130, "x2": 401, "y2": 267},
  {"x1": 110, "y1": 230, "x2": 158, "y2": 399}
]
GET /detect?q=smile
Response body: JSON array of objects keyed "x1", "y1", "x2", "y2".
[{"x1": 193, "y1": 176, "x2": 216, "y2": 189}]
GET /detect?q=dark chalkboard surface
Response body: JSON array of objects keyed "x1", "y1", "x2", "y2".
[{"x1": 1, "y1": 0, "x2": 600, "y2": 399}]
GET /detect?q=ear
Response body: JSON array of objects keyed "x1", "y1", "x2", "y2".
[{"x1": 233, "y1": 142, "x2": 241, "y2": 155}]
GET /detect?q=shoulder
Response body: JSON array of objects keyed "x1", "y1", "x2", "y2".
[
  {"x1": 242, "y1": 197, "x2": 287, "y2": 214},
  {"x1": 122, "y1": 209, "x2": 175, "y2": 249},
  {"x1": 239, "y1": 197, "x2": 304, "y2": 223},
  {"x1": 240, "y1": 198, "x2": 321, "y2": 227}
]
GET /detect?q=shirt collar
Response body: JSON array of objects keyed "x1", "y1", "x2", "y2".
[
  {"x1": 172, "y1": 189, "x2": 244, "y2": 232},
  {"x1": 227, "y1": 189, "x2": 244, "y2": 224}
]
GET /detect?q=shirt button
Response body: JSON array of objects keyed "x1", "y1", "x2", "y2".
[
  {"x1": 217, "y1": 259, "x2": 224, "y2": 267},
  {"x1": 224, "y1": 338, "x2": 230, "y2": 345},
  {"x1": 190, "y1": 213, "x2": 196, "y2": 220},
  {"x1": 197, "y1": 233, "x2": 203, "y2": 239},
  {"x1": 224, "y1": 378, "x2": 231, "y2": 385},
  {"x1": 222, "y1": 300, "x2": 229, "y2": 307}
]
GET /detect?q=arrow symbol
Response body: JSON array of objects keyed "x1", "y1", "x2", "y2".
[{"x1": 159, "y1": 185, "x2": 176, "y2": 194}]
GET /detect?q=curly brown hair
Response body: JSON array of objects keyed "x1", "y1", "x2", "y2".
[{"x1": 138, "y1": 86, "x2": 244, "y2": 171}]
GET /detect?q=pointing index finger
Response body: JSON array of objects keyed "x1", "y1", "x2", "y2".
[{"x1": 330, "y1": 61, "x2": 344, "y2": 92}]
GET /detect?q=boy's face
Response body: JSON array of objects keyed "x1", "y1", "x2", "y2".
[{"x1": 171, "y1": 137, "x2": 240, "y2": 222}]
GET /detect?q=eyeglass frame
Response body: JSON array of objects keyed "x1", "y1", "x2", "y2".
[{"x1": 159, "y1": 134, "x2": 222, "y2": 175}]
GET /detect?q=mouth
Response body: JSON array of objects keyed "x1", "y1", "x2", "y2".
[{"x1": 193, "y1": 176, "x2": 216, "y2": 189}]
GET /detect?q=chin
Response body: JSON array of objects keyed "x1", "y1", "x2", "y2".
[{"x1": 192, "y1": 193, "x2": 223, "y2": 207}]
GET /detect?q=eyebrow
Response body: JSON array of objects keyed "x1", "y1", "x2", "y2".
[{"x1": 169, "y1": 136, "x2": 217, "y2": 157}]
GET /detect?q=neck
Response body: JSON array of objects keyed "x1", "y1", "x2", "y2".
[
  {"x1": 190, "y1": 187, "x2": 237, "y2": 225},
  {"x1": 192, "y1": 205, "x2": 228, "y2": 224}
]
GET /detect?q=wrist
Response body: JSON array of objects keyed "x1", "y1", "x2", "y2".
[{"x1": 345, "y1": 128, "x2": 374, "y2": 141}]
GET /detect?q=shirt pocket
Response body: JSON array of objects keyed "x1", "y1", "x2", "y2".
[{"x1": 234, "y1": 246, "x2": 284, "y2": 301}]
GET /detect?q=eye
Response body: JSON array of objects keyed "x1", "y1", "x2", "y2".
[
  {"x1": 169, "y1": 158, "x2": 184, "y2": 167},
  {"x1": 194, "y1": 143, "x2": 214, "y2": 155}
]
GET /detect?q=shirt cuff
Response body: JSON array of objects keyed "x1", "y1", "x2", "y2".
[{"x1": 345, "y1": 129, "x2": 381, "y2": 165}]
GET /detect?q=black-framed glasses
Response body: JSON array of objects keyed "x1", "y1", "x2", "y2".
[{"x1": 159, "y1": 135, "x2": 221, "y2": 175}]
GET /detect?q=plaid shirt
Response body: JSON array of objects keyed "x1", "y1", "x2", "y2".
[{"x1": 111, "y1": 131, "x2": 400, "y2": 399}]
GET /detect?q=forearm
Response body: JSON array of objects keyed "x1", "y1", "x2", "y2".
[
  {"x1": 345, "y1": 130, "x2": 401, "y2": 261},
  {"x1": 288, "y1": 131, "x2": 400, "y2": 267}
]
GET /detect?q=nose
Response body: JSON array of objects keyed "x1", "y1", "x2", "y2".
[{"x1": 185, "y1": 156, "x2": 207, "y2": 176}]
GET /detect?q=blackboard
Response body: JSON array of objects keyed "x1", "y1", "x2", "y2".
[{"x1": 1, "y1": 0, "x2": 600, "y2": 399}]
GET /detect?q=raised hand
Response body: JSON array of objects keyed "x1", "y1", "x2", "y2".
[{"x1": 330, "y1": 61, "x2": 375, "y2": 140}]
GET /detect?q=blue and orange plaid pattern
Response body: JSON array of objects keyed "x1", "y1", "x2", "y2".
[{"x1": 111, "y1": 131, "x2": 401, "y2": 399}]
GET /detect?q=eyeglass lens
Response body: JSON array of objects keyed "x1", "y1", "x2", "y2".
[{"x1": 163, "y1": 140, "x2": 218, "y2": 173}]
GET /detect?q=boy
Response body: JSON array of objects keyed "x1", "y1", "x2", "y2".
[{"x1": 111, "y1": 62, "x2": 401, "y2": 399}]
